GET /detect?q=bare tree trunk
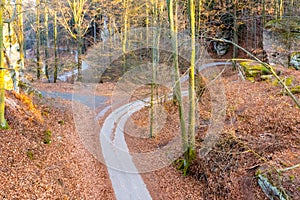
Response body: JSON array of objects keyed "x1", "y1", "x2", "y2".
[
  {"x1": 44, "y1": 0, "x2": 50, "y2": 82},
  {"x1": 279, "y1": 0, "x2": 283, "y2": 19},
  {"x1": 122, "y1": 0, "x2": 128, "y2": 74},
  {"x1": 187, "y1": 0, "x2": 196, "y2": 166},
  {"x1": 77, "y1": 34, "x2": 83, "y2": 81},
  {"x1": 197, "y1": 0, "x2": 202, "y2": 34},
  {"x1": 36, "y1": 0, "x2": 41, "y2": 79},
  {"x1": 262, "y1": 0, "x2": 266, "y2": 25},
  {"x1": 54, "y1": 10, "x2": 58, "y2": 83},
  {"x1": 233, "y1": 0, "x2": 238, "y2": 60},
  {"x1": 167, "y1": 0, "x2": 187, "y2": 153},
  {"x1": 0, "y1": 0, "x2": 7, "y2": 129},
  {"x1": 93, "y1": 20, "x2": 97, "y2": 44},
  {"x1": 15, "y1": 0, "x2": 24, "y2": 92},
  {"x1": 150, "y1": 0, "x2": 159, "y2": 138}
]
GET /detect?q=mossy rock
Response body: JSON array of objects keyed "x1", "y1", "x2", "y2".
[
  {"x1": 239, "y1": 61, "x2": 271, "y2": 81},
  {"x1": 290, "y1": 86, "x2": 300, "y2": 94}
]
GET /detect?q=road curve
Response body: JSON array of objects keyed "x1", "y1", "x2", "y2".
[
  {"x1": 99, "y1": 61, "x2": 231, "y2": 200},
  {"x1": 100, "y1": 100, "x2": 152, "y2": 200},
  {"x1": 41, "y1": 61, "x2": 231, "y2": 199}
]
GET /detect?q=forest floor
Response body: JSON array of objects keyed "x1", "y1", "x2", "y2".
[
  {"x1": 1, "y1": 63, "x2": 300, "y2": 199},
  {"x1": 124, "y1": 65, "x2": 300, "y2": 199},
  {"x1": 0, "y1": 84, "x2": 115, "y2": 199}
]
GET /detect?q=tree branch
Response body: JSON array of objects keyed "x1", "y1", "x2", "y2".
[{"x1": 207, "y1": 37, "x2": 300, "y2": 108}]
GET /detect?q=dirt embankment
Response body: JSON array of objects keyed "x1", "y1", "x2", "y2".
[{"x1": 0, "y1": 90, "x2": 115, "y2": 199}]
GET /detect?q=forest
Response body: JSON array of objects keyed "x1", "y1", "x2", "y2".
[{"x1": 0, "y1": 0, "x2": 300, "y2": 199}]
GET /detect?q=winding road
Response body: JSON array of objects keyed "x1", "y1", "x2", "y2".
[{"x1": 42, "y1": 61, "x2": 231, "y2": 200}]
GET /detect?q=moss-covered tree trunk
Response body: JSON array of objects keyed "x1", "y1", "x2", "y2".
[
  {"x1": 167, "y1": 0, "x2": 187, "y2": 154},
  {"x1": 0, "y1": 0, "x2": 7, "y2": 129}
]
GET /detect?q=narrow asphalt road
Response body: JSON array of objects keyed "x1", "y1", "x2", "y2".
[{"x1": 41, "y1": 61, "x2": 231, "y2": 200}]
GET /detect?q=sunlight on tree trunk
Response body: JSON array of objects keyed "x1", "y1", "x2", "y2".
[
  {"x1": 145, "y1": 0, "x2": 149, "y2": 46},
  {"x1": 150, "y1": 0, "x2": 159, "y2": 138},
  {"x1": 279, "y1": 0, "x2": 283, "y2": 19},
  {"x1": 187, "y1": 0, "x2": 196, "y2": 165},
  {"x1": 15, "y1": 0, "x2": 24, "y2": 91},
  {"x1": 44, "y1": 0, "x2": 50, "y2": 82},
  {"x1": 0, "y1": 0, "x2": 7, "y2": 129},
  {"x1": 167, "y1": 0, "x2": 187, "y2": 153},
  {"x1": 122, "y1": 0, "x2": 128, "y2": 74}
]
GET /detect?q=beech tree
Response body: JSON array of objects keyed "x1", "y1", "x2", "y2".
[
  {"x1": 0, "y1": 0, "x2": 7, "y2": 129},
  {"x1": 186, "y1": 0, "x2": 196, "y2": 171},
  {"x1": 15, "y1": 0, "x2": 24, "y2": 87},
  {"x1": 43, "y1": 0, "x2": 50, "y2": 82},
  {"x1": 36, "y1": 0, "x2": 41, "y2": 79},
  {"x1": 53, "y1": 6, "x2": 58, "y2": 83},
  {"x1": 167, "y1": 0, "x2": 187, "y2": 160},
  {"x1": 122, "y1": 0, "x2": 129, "y2": 74},
  {"x1": 57, "y1": 0, "x2": 94, "y2": 81}
]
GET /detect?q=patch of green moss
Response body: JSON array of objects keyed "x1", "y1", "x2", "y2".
[
  {"x1": 240, "y1": 61, "x2": 271, "y2": 81},
  {"x1": 26, "y1": 150, "x2": 34, "y2": 160},
  {"x1": 43, "y1": 130, "x2": 52, "y2": 144},
  {"x1": 290, "y1": 85, "x2": 300, "y2": 94},
  {"x1": 0, "y1": 121, "x2": 10, "y2": 130},
  {"x1": 240, "y1": 62, "x2": 270, "y2": 77},
  {"x1": 58, "y1": 120, "x2": 65, "y2": 125},
  {"x1": 289, "y1": 175, "x2": 295, "y2": 181}
]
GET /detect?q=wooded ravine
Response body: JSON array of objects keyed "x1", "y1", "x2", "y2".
[{"x1": 0, "y1": 0, "x2": 300, "y2": 199}]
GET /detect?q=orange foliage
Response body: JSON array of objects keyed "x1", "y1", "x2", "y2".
[{"x1": 12, "y1": 92, "x2": 44, "y2": 123}]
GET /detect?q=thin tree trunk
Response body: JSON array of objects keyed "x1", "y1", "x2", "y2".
[
  {"x1": 0, "y1": 0, "x2": 7, "y2": 128},
  {"x1": 77, "y1": 35, "x2": 83, "y2": 81},
  {"x1": 36, "y1": 0, "x2": 41, "y2": 79},
  {"x1": 15, "y1": 0, "x2": 24, "y2": 92},
  {"x1": 54, "y1": 10, "x2": 58, "y2": 83},
  {"x1": 262, "y1": 0, "x2": 266, "y2": 25},
  {"x1": 122, "y1": 0, "x2": 128, "y2": 74},
  {"x1": 197, "y1": 0, "x2": 202, "y2": 34},
  {"x1": 233, "y1": 0, "x2": 238, "y2": 60},
  {"x1": 187, "y1": 0, "x2": 196, "y2": 164},
  {"x1": 146, "y1": 0, "x2": 149, "y2": 46},
  {"x1": 150, "y1": 0, "x2": 159, "y2": 138},
  {"x1": 44, "y1": 1, "x2": 50, "y2": 82},
  {"x1": 93, "y1": 20, "x2": 97, "y2": 44},
  {"x1": 167, "y1": 0, "x2": 187, "y2": 153},
  {"x1": 279, "y1": 0, "x2": 283, "y2": 19}
]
